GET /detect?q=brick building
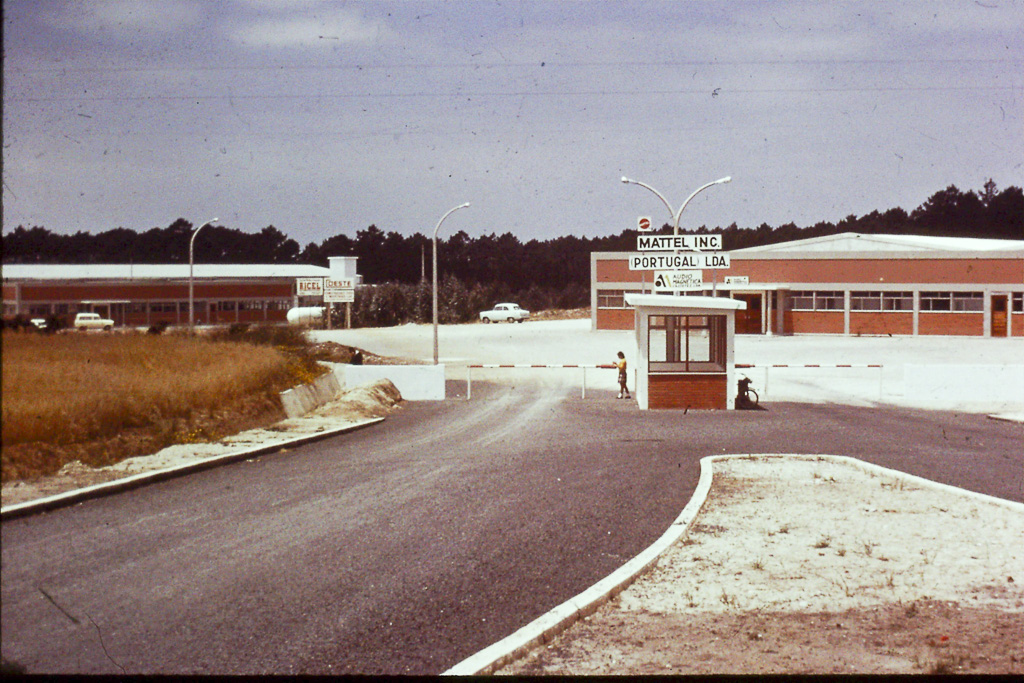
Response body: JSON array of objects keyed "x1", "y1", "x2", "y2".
[
  {"x1": 2, "y1": 259, "x2": 354, "y2": 328},
  {"x1": 591, "y1": 233, "x2": 1024, "y2": 337}
]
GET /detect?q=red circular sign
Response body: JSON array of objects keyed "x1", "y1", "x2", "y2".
[{"x1": 638, "y1": 217, "x2": 651, "y2": 231}]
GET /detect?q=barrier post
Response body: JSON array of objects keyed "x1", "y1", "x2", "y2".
[
  {"x1": 467, "y1": 366, "x2": 472, "y2": 401},
  {"x1": 581, "y1": 367, "x2": 586, "y2": 399}
]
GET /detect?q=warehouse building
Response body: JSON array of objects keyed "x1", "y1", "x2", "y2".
[
  {"x1": 2, "y1": 257, "x2": 357, "y2": 328},
  {"x1": 591, "y1": 233, "x2": 1024, "y2": 337}
]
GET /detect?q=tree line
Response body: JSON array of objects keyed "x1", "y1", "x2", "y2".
[{"x1": 3, "y1": 181, "x2": 1021, "y2": 311}]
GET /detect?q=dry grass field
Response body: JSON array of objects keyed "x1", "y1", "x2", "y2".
[{"x1": 1, "y1": 329, "x2": 325, "y2": 482}]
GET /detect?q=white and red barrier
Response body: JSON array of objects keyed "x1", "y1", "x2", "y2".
[{"x1": 735, "y1": 363, "x2": 885, "y2": 399}]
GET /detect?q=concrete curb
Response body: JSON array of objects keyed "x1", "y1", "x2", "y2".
[
  {"x1": 442, "y1": 453, "x2": 718, "y2": 676},
  {"x1": 442, "y1": 452, "x2": 1024, "y2": 675},
  {"x1": 0, "y1": 418, "x2": 384, "y2": 522}
]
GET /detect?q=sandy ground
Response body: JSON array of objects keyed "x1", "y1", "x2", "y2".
[
  {"x1": 500, "y1": 455, "x2": 1024, "y2": 675},
  {"x1": 0, "y1": 380, "x2": 401, "y2": 509}
]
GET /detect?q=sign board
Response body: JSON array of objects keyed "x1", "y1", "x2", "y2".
[
  {"x1": 637, "y1": 216, "x2": 652, "y2": 232},
  {"x1": 724, "y1": 276, "x2": 749, "y2": 286},
  {"x1": 324, "y1": 278, "x2": 356, "y2": 303},
  {"x1": 296, "y1": 277, "x2": 324, "y2": 296},
  {"x1": 654, "y1": 270, "x2": 703, "y2": 291},
  {"x1": 636, "y1": 234, "x2": 722, "y2": 251},
  {"x1": 628, "y1": 252, "x2": 731, "y2": 271}
]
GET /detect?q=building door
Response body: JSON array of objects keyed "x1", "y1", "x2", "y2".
[
  {"x1": 733, "y1": 294, "x2": 763, "y2": 334},
  {"x1": 991, "y1": 295, "x2": 1008, "y2": 337}
]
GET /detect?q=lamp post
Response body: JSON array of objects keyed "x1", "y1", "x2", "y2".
[
  {"x1": 621, "y1": 176, "x2": 730, "y2": 295},
  {"x1": 189, "y1": 217, "x2": 218, "y2": 334},
  {"x1": 433, "y1": 202, "x2": 471, "y2": 365},
  {"x1": 620, "y1": 176, "x2": 731, "y2": 237}
]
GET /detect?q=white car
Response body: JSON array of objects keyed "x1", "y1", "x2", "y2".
[
  {"x1": 74, "y1": 312, "x2": 115, "y2": 331},
  {"x1": 480, "y1": 303, "x2": 530, "y2": 323}
]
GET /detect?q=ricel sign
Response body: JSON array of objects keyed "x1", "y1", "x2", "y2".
[{"x1": 296, "y1": 277, "x2": 324, "y2": 296}]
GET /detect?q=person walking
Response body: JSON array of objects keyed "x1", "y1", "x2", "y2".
[{"x1": 615, "y1": 351, "x2": 631, "y2": 399}]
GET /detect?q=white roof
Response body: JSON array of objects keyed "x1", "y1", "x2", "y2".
[
  {"x1": 624, "y1": 293, "x2": 747, "y2": 311},
  {"x1": 1, "y1": 263, "x2": 332, "y2": 281},
  {"x1": 729, "y1": 232, "x2": 1024, "y2": 255}
]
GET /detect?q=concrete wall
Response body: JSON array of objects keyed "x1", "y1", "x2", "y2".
[
  {"x1": 279, "y1": 371, "x2": 343, "y2": 418},
  {"x1": 334, "y1": 364, "x2": 446, "y2": 401}
]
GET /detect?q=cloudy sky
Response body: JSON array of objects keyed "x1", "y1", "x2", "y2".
[{"x1": 3, "y1": 0, "x2": 1021, "y2": 247}]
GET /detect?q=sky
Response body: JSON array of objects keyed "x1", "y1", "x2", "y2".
[{"x1": 2, "y1": 0, "x2": 1022, "y2": 248}]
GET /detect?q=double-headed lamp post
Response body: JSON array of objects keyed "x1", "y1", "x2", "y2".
[
  {"x1": 433, "y1": 202, "x2": 471, "y2": 365},
  {"x1": 620, "y1": 176, "x2": 731, "y2": 237},
  {"x1": 621, "y1": 176, "x2": 731, "y2": 295},
  {"x1": 189, "y1": 217, "x2": 219, "y2": 334}
]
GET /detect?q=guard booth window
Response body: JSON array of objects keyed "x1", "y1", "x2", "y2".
[{"x1": 649, "y1": 315, "x2": 727, "y2": 372}]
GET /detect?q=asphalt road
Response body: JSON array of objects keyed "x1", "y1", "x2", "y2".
[{"x1": 2, "y1": 379, "x2": 1022, "y2": 675}]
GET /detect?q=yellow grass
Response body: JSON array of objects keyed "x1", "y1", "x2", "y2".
[{"x1": 1, "y1": 331, "x2": 298, "y2": 448}]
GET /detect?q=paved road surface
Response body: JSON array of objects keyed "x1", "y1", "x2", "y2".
[{"x1": 2, "y1": 379, "x2": 1021, "y2": 674}]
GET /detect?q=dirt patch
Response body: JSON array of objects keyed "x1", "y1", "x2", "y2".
[
  {"x1": 500, "y1": 456, "x2": 1024, "y2": 675},
  {"x1": 1, "y1": 379, "x2": 402, "y2": 508}
]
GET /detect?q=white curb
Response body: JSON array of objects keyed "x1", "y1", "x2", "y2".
[{"x1": 443, "y1": 452, "x2": 1023, "y2": 675}]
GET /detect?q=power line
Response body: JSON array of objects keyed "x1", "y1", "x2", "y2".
[
  {"x1": 6, "y1": 57, "x2": 1020, "y2": 75},
  {"x1": 8, "y1": 84, "x2": 1019, "y2": 104}
]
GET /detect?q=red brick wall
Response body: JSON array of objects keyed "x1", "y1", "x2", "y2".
[
  {"x1": 648, "y1": 373, "x2": 727, "y2": 410},
  {"x1": 596, "y1": 308, "x2": 634, "y2": 330},
  {"x1": 1013, "y1": 312, "x2": 1024, "y2": 337},
  {"x1": 19, "y1": 281, "x2": 293, "y2": 301},
  {"x1": 919, "y1": 313, "x2": 983, "y2": 336},
  {"x1": 595, "y1": 255, "x2": 1023, "y2": 287},
  {"x1": 790, "y1": 311, "x2": 845, "y2": 334},
  {"x1": 850, "y1": 312, "x2": 913, "y2": 336}
]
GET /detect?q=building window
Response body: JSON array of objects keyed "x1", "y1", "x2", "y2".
[
  {"x1": 55, "y1": 303, "x2": 70, "y2": 314},
  {"x1": 850, "y1": 291, "x2": 882, "y2": 311},
  {"x1": 1013, "y1": 293, "x2": 1023, "y2": 313},
  {"x1": 151, "y1": 302, "x2": 176, "y2": 313},
  {"x1": 920, "y1": 292, "x2": 951, "y2": 311},
  {"x1": 791, "y1": 291, "x2": 844, "y2": 311},
  {"x1": 883, "y1": 292, "x2": 913, "y2": 311},
  {"x1": 952, "y1": 292, "x2": 983, "y2": 312},
  {"x1": 598, "y1": 290, "x2": 625, "y2": 308},
  {"x1": 851, "y1": 291, "x2": 913, "y2": 311},
  {"x1": 790, "y1": 291, "x2": 814, "y2": 311},
  {"x1": 649, "y1": 315, "x2": 727, "y2": 372},
  {"x1": 217, "y1": 301, "x2": 236, "y2": 312},
  {"x1": 267, "y1": 299, "x2": 291, "y2": 311},
  {"x1": 29, "y1": 305, "x2": 50, "y2": 316},
  {"x1": 921, "y1": 292, "x2": 983, "y2": 312},
  {"x1": 239, "y1": 300, "x2": 264, "y2": 311}
]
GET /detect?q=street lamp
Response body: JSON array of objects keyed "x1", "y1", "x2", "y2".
[
  {"x1": 433, "y1": 202, "x2": 471, "y2": 365},
  {"x1": 621, "y1": 176, "x2": 730, "y2": 296},
  {"x1": 621, "y1": 176, "x2": 731, "y2": 236},
  {"x1": 189, "y1": 217, "x2": 219, "y2": 334}
]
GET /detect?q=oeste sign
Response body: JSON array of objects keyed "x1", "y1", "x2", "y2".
[
  {"x1": 636, "y1": 234, "x2": 722, "y2": 251},
  {"x1": 324, "y1": 278, "x2": 356, "y2": 303},
  {"x1": 628, "y1": 253, "x2": 730, "y2": 270}
]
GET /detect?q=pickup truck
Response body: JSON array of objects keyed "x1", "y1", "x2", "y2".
[
  {"x1": 74, "y1": 312, "x2": 115, "y2": 331},
  {"x1": 479, "y1": 303, "x2": 530, "y2": 323}
]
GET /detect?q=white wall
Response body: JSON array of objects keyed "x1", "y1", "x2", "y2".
[{"x1": 333, "y1": 364, "x2": 446, "y2": 401}]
